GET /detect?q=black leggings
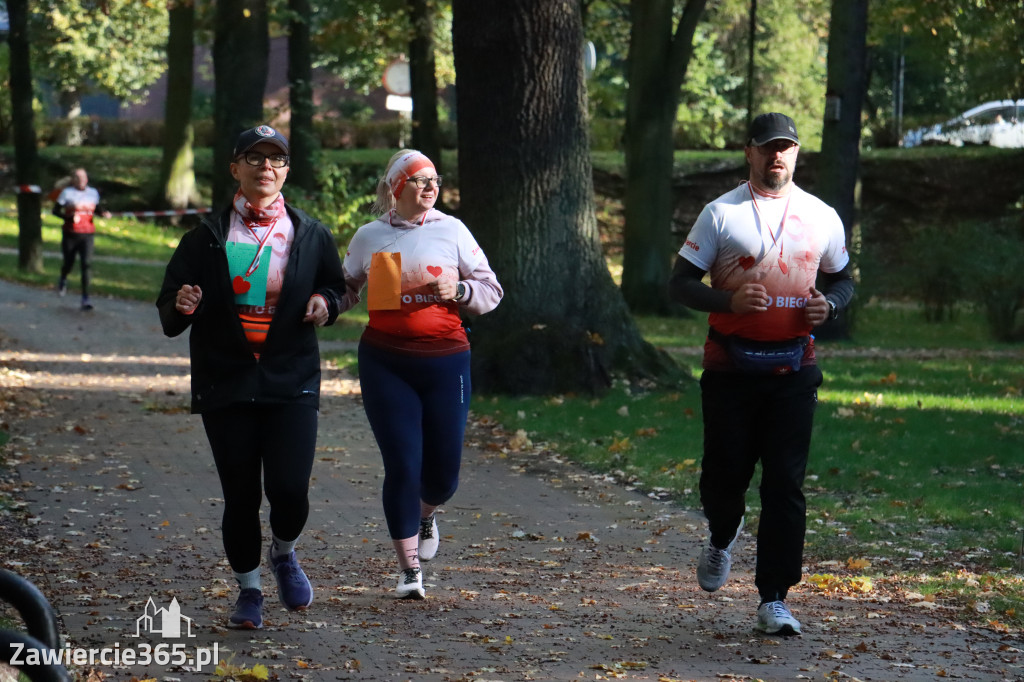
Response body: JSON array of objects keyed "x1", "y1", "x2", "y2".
[
  {"x1": 201, "y1": 402, "x2": 318, "y2": 573},
  {"x1": 60, "y1": 233, "x2": 94, "y2": 296}
]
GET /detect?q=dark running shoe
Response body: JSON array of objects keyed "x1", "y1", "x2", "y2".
[
  {"x1": 268, "y1": 549, "x2": 313, "y2": 610},
  {"x1": 228, "y1": 588, "x2": 263, "y2": 629}
]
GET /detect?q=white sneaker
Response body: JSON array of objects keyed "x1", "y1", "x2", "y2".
[
  {"x1": 396, "y1": 567, "x2": 425, "y2": 600},
  {"x1": 696, "y1": 517, "x2": 743, "y2": 592},
  {"x1": 756, "y1": 600, "x2": 802, "y2": 635},
  {"x1": 418, "y1": 515, "x2": 439, "y2": 561}
]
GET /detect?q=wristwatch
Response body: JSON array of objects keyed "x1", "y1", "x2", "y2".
[
  {"x1": 453, "y1": 282, "x2": 466, "y2": 302},
  {"x1": 827, "y1": 298, "x2": 839, "y2": 321}
]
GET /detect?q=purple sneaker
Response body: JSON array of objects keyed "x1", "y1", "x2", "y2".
[
  {"x1": 268, "y1": 549, "x2": 313, "y2": 610},
  {"x1": 228, "y1": 588, "x2": 263, "y2": 629}
]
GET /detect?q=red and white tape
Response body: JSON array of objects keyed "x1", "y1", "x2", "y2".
[
  {"x1": 0, "y1": 204, "x2": 212, "y2": 216},
  {"x1": 108, "y1": 208, "x2": 212, "y2": 217},
  {"x1": 15, "y1": 185, "x2": 43, "y2": 194}
]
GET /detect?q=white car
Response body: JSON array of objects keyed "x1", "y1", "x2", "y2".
[{"x1": 902, "y1": 100, "x2": 1024, "y2": 149}]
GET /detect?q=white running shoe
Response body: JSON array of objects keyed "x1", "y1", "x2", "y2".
[
  {"x1": 396, "y1": 567, "x2": 425, "y2": 600},
  {"x1": 756, "y1": 600, "x2": 802, "y2": 635},
  {"x1": 696, "y1": 517, "x2": 743, "y2": 592},
  {"x1": 418, "y1": 515, "x2": 439, "y2": 561}
]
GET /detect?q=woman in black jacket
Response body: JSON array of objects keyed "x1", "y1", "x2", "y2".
[{"x1": 157, "y1": 125, "x2": 352, "y2": 629}]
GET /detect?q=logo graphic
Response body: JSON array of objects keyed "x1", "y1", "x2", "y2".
[
  {"x1": 134, "y1": 597, "x2": 195, "y2": 639},
  {"x1": 255, "y1": 125, "x2": 277, "y2": 138},
  {"x1": 9, "y1": 597, "x2": 218, "y2": 670}
]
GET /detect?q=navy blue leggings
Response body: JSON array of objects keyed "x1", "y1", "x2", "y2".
[
  {"x1": 202, "y1": 402, "x2": 318, "y2": 573},
  {"x1": 358, "y1": 342, "x2": 471, "y2": 539}
]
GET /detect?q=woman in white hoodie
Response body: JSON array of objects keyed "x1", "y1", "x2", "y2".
[{"x1": 342, "y1": 150, "x2": 503, "y2": 599}]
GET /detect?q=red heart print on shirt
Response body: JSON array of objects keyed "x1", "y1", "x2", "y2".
[
  {"x1": 739, "y1": 256, "x2": 755, "y2": 270},
  {"x1": 426, "y1": 265, "x2": 442, "y2": 277},
  {"x1": 232, "y1": 275, "x2": 251, "y2": 294}
]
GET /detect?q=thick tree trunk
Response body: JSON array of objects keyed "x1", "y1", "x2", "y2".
[
  {"x1": 408, "y1": 0, "x2": 442, "y2": 181},
  {"x1": 452, "y1": 0, "x2": 682, "y2": 395},
  {"x1": 288, "y1": 0, "x2": 317, "y2": 193},
  {"x1": 816, "y1": 0, "x2": 868, "y2": 340},
  {"x1": 156, "y1": 0, "x2": 199, "y2": 212},
  {"x1": 213, "y1": 0, "x2": 269, "y2": 207},
  {"x1": 620, "y1": 0, "x2": 706, "y2": 315},
  {"x1": 8, "y1": 0, "x2": 43, "y2": 273}
]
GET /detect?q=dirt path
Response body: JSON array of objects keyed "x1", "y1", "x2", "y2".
[{"x1": 0, "y1": 281, "x2": 1018, "y2": 682}]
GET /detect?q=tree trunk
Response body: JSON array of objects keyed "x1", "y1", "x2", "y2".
[
  {"x1": 7, "y1": 0, "x2": 43, "y2": 273},
  {"x1": 56, "y1": 90, "x2": 85, "y2": 146},
  {"x1": 213, "y1": 0, "x2": 269, "y2": 207},
  {"x1": 816, "y1": 0, "x2": 868, "y2": 340},
  {"x1": 452, "y1": 0, "x2": 682, "y2": 395},
  {"x1": 156, "y1": 0, "x2": 199, "y2": 212},
  {"x1": 620, "y1": 0, "x2": 706, "y2": 315},
  {"x1": 288, "y1": 0, "x2": 317, "y2": 193},
  {"x1": 408, "y1": 0, "x2": 442, "y2": 182}
]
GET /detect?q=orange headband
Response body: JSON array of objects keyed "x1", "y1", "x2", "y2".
[{"x1": 387, "y1": 152, "x2": 435, "y2": 199}]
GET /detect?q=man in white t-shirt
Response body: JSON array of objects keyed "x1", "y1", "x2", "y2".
[
  {"x1": 668, "y1": 113, "x2": 854, "y2": 636},
  {"x1": 54, "y1": 168, "x2": 110, "y2": 310}
]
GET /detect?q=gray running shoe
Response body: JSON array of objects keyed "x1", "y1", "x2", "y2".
[
  {"x1": 756, "y1": 600, "x2": 802, "y2": 635},
  {"x1": 696, "y1": 517, "x2": 743, "y2": 592}
]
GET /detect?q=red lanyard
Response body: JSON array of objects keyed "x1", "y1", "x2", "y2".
[
  {"x1": 747, "y1": 182, "x2": 791, "y2": 275},
  {"x1": 242, "y1": 218, "x2": 279, "y2": 278}
]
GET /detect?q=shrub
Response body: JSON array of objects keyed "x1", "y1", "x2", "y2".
[
  {"x1": 965, "y1": 216, "x2": 1024, "y2": 341},
  {"x1": 288, "y1": 162, "x2": 379, "y2": 247},
  {"x1": 906, "y1": 225, "x2": 973, "y2": 322}
]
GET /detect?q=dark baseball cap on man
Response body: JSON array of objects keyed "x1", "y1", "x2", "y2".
[
  {"x1": 747, "y1": 113, "x2": 800, "y2": 146},
  {"x1": 233, "y1": 125, "x2": 290, "y2": 157}
]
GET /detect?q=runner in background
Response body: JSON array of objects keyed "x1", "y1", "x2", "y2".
[{"x1": 54, "y1": 168, "x2": 110, "y2": 311}]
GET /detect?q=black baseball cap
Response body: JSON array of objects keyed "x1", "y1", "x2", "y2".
[
  {"x1": 747, "y1": 112, "x2": 800, "y2": 146},
  {"x1": 233, "y1": 125, "x2": 290, "y2": 157}
]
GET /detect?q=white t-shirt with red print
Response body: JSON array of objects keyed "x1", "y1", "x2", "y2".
[
  {"x1": 343, "y1": 209, "x2": 485, "y2": 342},
  {"x1": 56, "y1": 186, "x2": 101, "y2": 234},
  {"x1": 679, "y1": 182, "x2": 849, "y2": 343}
]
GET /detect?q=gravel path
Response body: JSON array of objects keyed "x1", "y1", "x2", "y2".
[{"x1": 0, "y1": 281, "x2": 1018, "y2": 682}]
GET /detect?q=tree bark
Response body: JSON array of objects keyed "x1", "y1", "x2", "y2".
[
  {"x1": 288, "y1": 0, "x2": 317, "y2": 193},
  {"x1": 156, "y1": 0, "x2": 200, "y2": 212},
  {"x1": 408, "y1": 0, "x2": 442, "y2": 179},
  {"x1": 452, "y1": 0, "x2": 682, "y2": 395},
  {"x1": 213, "y1": 0, "x2": 269, "y2": 207},
  {"x1": 7, "y1": 0, "x2": 43, "y2": 273},
  {"x1": 816, "y1": 0, "x2": 868, "y2": 340},
  {"x1": 620, "y1": 0, "x2": 706, "y2": 315}
]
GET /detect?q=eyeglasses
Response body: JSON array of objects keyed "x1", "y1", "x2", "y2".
[
  {"x1": 238, "y1": 151, "x2": 290, "y2": 168},
  {"x1": 407, "y1": 175, "x2": 442, "y2": 189}
]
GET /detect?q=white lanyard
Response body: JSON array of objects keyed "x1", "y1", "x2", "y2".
[{"x1": 747, "y1": 182, "x2": 791, "y2": 275}]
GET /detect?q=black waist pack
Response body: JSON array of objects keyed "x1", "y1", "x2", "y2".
[{"x1": 709, "y1": 328, "x2": 809, "y2": 375}]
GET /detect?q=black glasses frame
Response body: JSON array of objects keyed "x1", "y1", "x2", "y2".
[
  {"x1": 238, "y1": 151, "x2": 290, "y2": 168},
  {"x1": 407, "y1": 175, "x2": 442, "y2": 189}
]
